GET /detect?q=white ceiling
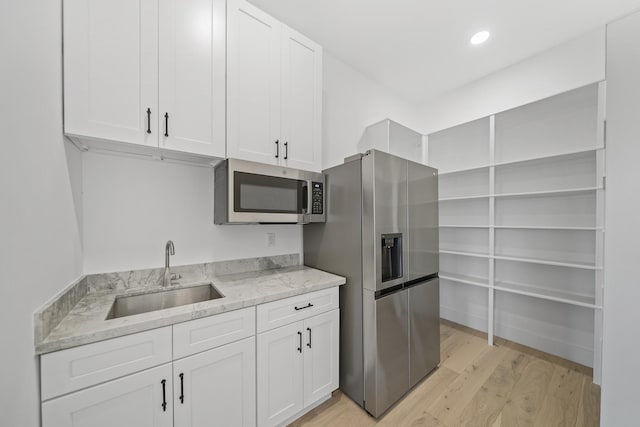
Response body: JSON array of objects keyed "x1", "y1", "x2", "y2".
[{"x1": 248, "y1": 0, "x2": 640, "y2": 104}]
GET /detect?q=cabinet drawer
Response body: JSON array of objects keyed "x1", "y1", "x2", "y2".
[
  {"x1": 173, "y1": 307, "x2": 255, "y2": 359},
  {"x1": 41, "y1": 327, "x2": 172, "y2": 401},
  {"x1": 257, "y1": 287, "x2": 338, "y2": 333}
]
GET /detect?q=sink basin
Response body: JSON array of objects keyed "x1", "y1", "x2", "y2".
[{"x1": 106, "y1": 284, "x2": 224, "y2": 320}]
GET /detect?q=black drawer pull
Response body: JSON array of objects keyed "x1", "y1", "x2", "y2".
[
  {"x1": 297, "y1": 331, "x2": 302, "y2": 353},
  {"x1": 179, "y1": 373, "x2": 184, "y2": 404},
  {"x1": 146, "y1": 108, "x2": 152, "y2": 134},
  {"x1": 275, "y1": 140, "x2": 279, "y2": 158},
  {"x1": 307, "y1": 327, "x2": 312, "y2": 349},
  {"x1": 164, "y1": 112, "x2": 169, "y2": 137},
  {"x1": 161, "y1": 379, "x2": 167, "y2": 412},
  {"x1": 294, "y1": 303, "x2": 314, "y2": 311}
]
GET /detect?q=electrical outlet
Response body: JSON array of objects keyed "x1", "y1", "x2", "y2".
[{"x1": 266, "y1": 232, "x2": 276, "y2": 247}]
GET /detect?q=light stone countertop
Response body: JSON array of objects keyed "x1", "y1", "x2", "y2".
[{"x1": 36, "y1": 265, "x2": 345, "y2": 355}]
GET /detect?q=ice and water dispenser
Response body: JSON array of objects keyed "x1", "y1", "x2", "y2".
[{"x1": 381, "y1": 233, "x2": 403, "y2": 282}]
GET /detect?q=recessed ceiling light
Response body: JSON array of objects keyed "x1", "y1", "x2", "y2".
[{"x1": 470, "y1": 30, "x2": 490, "y2": 45}]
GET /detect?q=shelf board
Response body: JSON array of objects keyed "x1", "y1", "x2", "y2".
[
  {"x1": 439, "y1": 250, "x2": 492, "y2": 259},
  {"x1": 440, "y1": 225, "x2": 601, "y2": 231},
  {"x1": 493, "y1": 187, "x2": 603, "y2": 199},
  {"x1": 440, "y1": 251, "x2": 600, "y2": 270},
  {"x1": 494, "y1": 254, "x2": 601, "y2": 270},
  {"x1": 439, "y1": 187, "x2": 602, "y2": 202},
  {"x1": 494, "y1": 281, "x2": 600, "y2": 309},
  {"x1": 440, "y1": 274, "x2": 490, "y2": 289},
  {"x1": 439, "y1": 194, "x2": 490, "y2": 202},
  {"x1": 493, "y1": 225, "x2": 602, "y2": 231},
  {"x1": 437, "y1": 147, "x2": 604, "y2": 176},
  {"x1": 493, "y1": 147, "x2": 604, "y2": 169},
  {"x1": 438, "y1": 164, "x2": 491, "y2": 176},
  {"x1": 439, "y1": 225, "x2": 491, "y2": 229}
]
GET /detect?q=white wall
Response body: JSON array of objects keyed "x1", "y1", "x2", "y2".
[
  {"x1": 0, "y1": 0, "x2": 84, "y2": 425},
  {"x1": 83, "y1": 152, "x2": 302, "y2": 273},
  {"x1": 601, "y1": 12, "x2": 640, "y2": 426},
  {"x1": 417, "y1": 29, "x2": 606, "y2": 135},
  {"x1": 322, "y1": 52, "x2": 420, "y2": 168}
]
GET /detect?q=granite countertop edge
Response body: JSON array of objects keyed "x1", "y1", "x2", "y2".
[{"x1": 36, "y1": 266, "x2": 346, "y2": 355}]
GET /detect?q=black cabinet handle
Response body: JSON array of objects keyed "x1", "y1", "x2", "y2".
[
  {"x1": 179, "y1": 373, "x2": 184, "y2": 404},
  {"x1": 161, "y1": 379, "x2": 167, "y2": 412},
  {"x1": 284, "y1": 141, "x2": 288, "y2": 160},
  {"x1": 297, "y1": 331, "x2": 302, "y2": 353},
  {"x1": 164, "y1": 112, "x2": 169, "y2": 137},
  {"x1": 294, "y1": 303, "x2": 314, "y2": 311},
  {"x1": 275, "y1": 140, "x2": 279, "y2": 158},
  {"x1": 307, "y1": 327, "x2": 312, "y2": 349},
  {"x1": 146, "y1": 108, "x2": 152, "y2": 134}
]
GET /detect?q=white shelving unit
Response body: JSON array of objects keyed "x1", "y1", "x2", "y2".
[{"x1": 427, "y1": 83, "x2": 605, "y2": 384}]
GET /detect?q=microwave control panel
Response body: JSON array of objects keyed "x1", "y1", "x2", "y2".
[{"x1": 311, "y1": 182, "x2": 324, "y2": 215}]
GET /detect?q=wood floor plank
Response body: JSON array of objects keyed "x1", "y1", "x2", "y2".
[
  {"x1": 441, "y1": 334, "x2": 491, "y2": 374},
  {"x1": 428, "y1": 345, "x2": 508, "y2": 425},
  {"x1": 534, "y1": 366, "x2": 585, "y2": 427},
  {"x1": 454, "y1": 349, "x2": 532, "y2": 427},
  {"x1": 491, "y1": 412, "x2": 503, "y2": 427},
  {"x1": 494, "y1": 337, "x2": 592, "y2": 377},
  {"x1": 289, "y1": 391, "x2": 375, "y2": 427},
  {"x1": 500, "y1": 358, "x2": 555, "y2": 427},
  {"x1": 576, "y1": 378, "x2": 601, "y2": 427},
  {"x1": 440, "y1": 330, "x2": 485, "y2": 371},
  {"x1": 378, "y1": 367, "x2": 458, "y2": 427},
  {"x1": 440, "y1": 323, "x2": 457, "y2": 344}
]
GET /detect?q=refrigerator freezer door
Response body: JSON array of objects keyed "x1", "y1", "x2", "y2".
[
  {"x1": 408, "y1": 160, "x2": 439, "y2": 281},
  {"x1": 408, "y1": 278, "x2": 440, "y2": 387},
  {"x1": 365, "y1": 288, "x2": 410, "y2": 417}
]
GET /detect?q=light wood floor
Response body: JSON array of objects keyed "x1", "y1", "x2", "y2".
[{"x1": 290, "y1": 320, "x2": 600, "y2": 427}]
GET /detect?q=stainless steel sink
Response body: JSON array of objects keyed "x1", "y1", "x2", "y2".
[{"x1": 105, "y1": 284, "x2": 224, "y2": 320}]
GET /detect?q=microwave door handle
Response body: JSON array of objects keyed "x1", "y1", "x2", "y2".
[{"x1": 302, "y1": 183, "x2": 308, "y2": 214}]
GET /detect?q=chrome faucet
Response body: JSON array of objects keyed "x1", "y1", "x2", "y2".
[{"x1": 164, "y1": 240, "x2": 175, "y2": 286}]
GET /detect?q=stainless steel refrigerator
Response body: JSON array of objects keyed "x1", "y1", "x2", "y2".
[{"x1": 304, "y1": 150, "x2": 440, "y2": 418}]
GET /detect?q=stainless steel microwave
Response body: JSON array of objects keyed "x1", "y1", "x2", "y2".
[{"x1": 214, "y1": 158, "x2": 326, "y2": 224}]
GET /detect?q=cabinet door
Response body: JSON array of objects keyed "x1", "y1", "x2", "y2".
[
  {"x1": 227, "y1": 0, "x2": 281, "y2": 165},
  {"x1": 303, "y1": 309, "x2": 339, "y2": 407},
  {"x1": 257, "y1": 321, "x2": 304, "y2": 427},
  {"x1": 174, "y1": 337, "x2": 255, "y2": 427},
  {"x1": 280, "y1": 25, "x2": 323, "y2": 172},
  {"x1": 158, "y1": 0, "x2": 226, "y2": 157},
  {"x1": 42, "y1": 363, "x2": 172, "y2": 427},
  {"x1": 63, "y1": 0, "x2": 158, "y2": 146}
]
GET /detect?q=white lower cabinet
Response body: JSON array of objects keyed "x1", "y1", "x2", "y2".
[
  {"x1": 303, "y1": 309, "x2": 340, "y2": 408},
  {"x1": 42, "y1": 363, "x2": 173, "y2": 427},
  {"x1": 257, "y1": 308, "x2": 339, "y2": 427},
  {"x1": 174, "y1": 336, "x2": 256, "y2": 427},
  {"x1": 40, "y1": 291, "x2": 339, "y2": 427}
]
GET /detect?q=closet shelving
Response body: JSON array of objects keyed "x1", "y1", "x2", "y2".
[{"x1": 427, "y1": 82, "x2": 605, "y2": 384}]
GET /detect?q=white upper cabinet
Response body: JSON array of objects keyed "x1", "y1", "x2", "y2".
[
  {"x1": 63, "y1": 0, "x2": 226, "y2": 157},
  {"x1": 158, "y1": 0, "x2": 226, "y2": 157},
  {"x1": 227, "y1": 0, "x2": 323, "y2": 172},
  {"x1": 280, "y1": 26, "x2": 322, "y2": 171},
  {"x1": 63, "y1": 0, "x2": 159, "y2": 147},
  {"x1": 227, "y1": 0, "x2": 282, "y2": 165}
]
